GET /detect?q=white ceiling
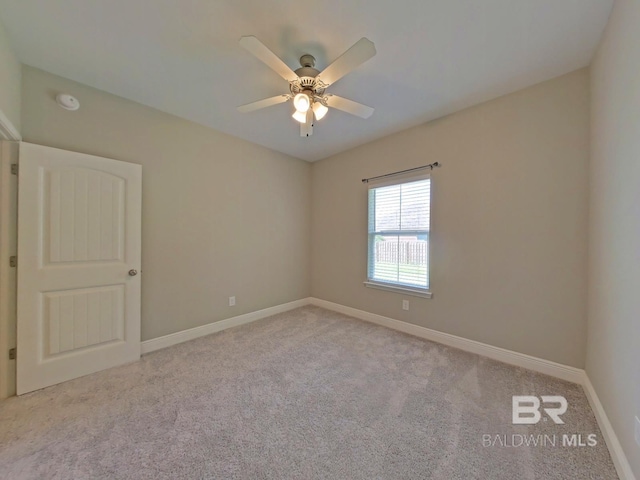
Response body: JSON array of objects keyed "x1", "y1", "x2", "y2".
[{"x1": 0, "y1": 0, "x2": 613, "y2": 161}]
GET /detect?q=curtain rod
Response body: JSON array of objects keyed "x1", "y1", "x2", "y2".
[{"x1": 361, "y1": 162, "x2": 441, "y2": 183}]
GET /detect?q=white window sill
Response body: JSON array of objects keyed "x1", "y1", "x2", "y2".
[{"x1": 363, "y1": 281, "x2": 433, "y2": 299}]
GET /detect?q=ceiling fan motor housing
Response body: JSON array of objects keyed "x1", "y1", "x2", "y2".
[
  {"x1": 291, "y1": 77, "x2": 326, "y2": 102},
  {"x1": 290, "y1": 55, "x2": 327, "y2": 100}
]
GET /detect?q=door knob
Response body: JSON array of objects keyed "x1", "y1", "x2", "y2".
[{"x1": 128, "y1": 269, "x2": 138, "y2": 276}]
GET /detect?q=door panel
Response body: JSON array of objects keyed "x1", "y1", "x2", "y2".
[
  {"x1": 17, "y1": 143, "x2": 141, "y2": 394},
  {"x1": 46, "y1": 168, "x2": 125, "y2": 264},
  {"x1": 44, "y1": 285, "x2": 124, "y2": 356}
]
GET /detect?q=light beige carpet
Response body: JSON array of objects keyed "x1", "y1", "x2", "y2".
[{"x1": 0, "y1": 306, "x2": 617, "y2": 479}]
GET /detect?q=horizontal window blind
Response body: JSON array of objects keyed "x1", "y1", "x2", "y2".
[{"x1": 368, "y1": 177, "x2": 431, "y2": 289}]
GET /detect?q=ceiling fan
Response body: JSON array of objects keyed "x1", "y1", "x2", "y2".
[{"x1": 237, "y1": 36, "x2": 376, "y2": 137}]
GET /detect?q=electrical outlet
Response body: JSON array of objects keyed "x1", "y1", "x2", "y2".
[
  {"x1": 402, "y1": 300, "x2": 409, "y2": 311},
  {"x1": 229, "y1": 296, "x2": 236, "y2": 307},
  {"x1": 635, "y1": 416, "x2": 640, "y2": 447}
]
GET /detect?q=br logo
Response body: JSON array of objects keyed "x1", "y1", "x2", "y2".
[{"x1": 512, "y1": 396, "x2": 568, "y2": 424}]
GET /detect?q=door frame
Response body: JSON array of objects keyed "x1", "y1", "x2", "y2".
[{"x1": 0, "y1": 109, "x2": 21, "y2": 399}]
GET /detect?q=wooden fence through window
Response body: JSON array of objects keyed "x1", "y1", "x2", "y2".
[{"x1": 375, "y1": 241, "x2": 428, "y2": 265}]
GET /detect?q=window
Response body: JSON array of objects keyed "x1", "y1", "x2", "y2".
[{"x1": 365, "y1": 175, "x2": 432, "y2": 297}]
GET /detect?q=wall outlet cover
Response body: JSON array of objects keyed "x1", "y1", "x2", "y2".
[
  {"x1": 229, "y1": 296, "x2": 236, "y2": 307},
  {"x1": 402, "y1": 300, "x2": 409, "y2": 311}
]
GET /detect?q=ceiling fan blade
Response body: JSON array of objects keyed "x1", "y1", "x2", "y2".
[
  {"x1": 300, "y1": 109, "x2": 313, "y2": 137},
  {"x1": 237, "y1": 95, "x2": 290, "y2": 113},
  {"x1": 326, "y1": 95, "x2": 374, "y2": 119},
  {"x1": 239, "y1": 36, "x2": 299, "y2": 82},
  {"x1": 316, "y1": 38, "x2": 376, "y2": 86}
]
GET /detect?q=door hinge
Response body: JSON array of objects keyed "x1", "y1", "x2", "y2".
[
  {"x1": 9, "y1": 348, "x2": 16, "y2": 360},
  {"x1": 9, "y1": 256, "x2": 16, "y2": 267},
  {"x1": 10, "y1": 163, "x2": 18, "y2": 175}
]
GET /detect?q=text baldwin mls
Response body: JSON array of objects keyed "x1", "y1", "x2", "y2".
[{"x1": 482, "y1": 433, "x2": 598, "y2": 448}]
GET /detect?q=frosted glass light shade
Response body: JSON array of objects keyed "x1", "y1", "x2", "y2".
[
  {"x1": 292, "y1": 109, "x2": 307, "y2": 123},
  {"x1": 312, "y1": 102, "x2": 328, "y2": 120},
  {"x1": 293, "y1": 93, "x2": 310, "y2": 112}
]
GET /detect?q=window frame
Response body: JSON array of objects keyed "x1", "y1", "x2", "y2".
[{"x1": 364, "y1": 173, "x2": 433, "y2": 299}]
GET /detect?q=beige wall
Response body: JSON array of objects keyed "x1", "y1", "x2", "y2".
[
  {"x1": 0, "y1": 17, "x2": 21, "y2": 133},
  {"x1": 588, "y1": 0, "x2": 640, "y2": 475},
  {"x1": 21, "y1": 66, "x2": 311, "y2": 341},
  {"x1": 311, "y1": 69, "x2": 590, "y2": 368}
]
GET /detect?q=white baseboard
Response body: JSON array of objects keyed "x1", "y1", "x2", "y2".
[
  {"x1": 141, "y1": 298, "x2": 311, "y2": 354},
  {"x1": 582, "y1": 375, "x2": 637, "y2": 480},
  {"x1": 309, "y1": 297, "x2": 584, "y2": 383}
]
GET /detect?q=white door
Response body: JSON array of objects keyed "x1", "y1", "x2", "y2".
[{"x1": 17, "y1": 143, "x2": 142, "y2": 394}]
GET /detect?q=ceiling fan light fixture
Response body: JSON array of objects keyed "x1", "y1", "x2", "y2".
[
  {"x1": 292, "y1": 109, "x2": 307, "y2": 123},
  {"x1": 293, "y1": 92, "x2": 311, "y2": 113},
  {"x1": 238, "y1": 36, "x2": 377, "y2": 137},
  {"x1": 312, "y1": 102, "x2": 328, "y2": 121}
]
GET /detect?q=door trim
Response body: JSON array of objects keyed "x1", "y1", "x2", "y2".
[
  {"x1": 0, "y1": 107, "x2": 20, "y2": 399},
  {"x1": 0, "y1": 108, "x2": 21, "y2": 142},
  {"x1": 0, "y1": 140, "x2": 19, "y2": 399}
]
